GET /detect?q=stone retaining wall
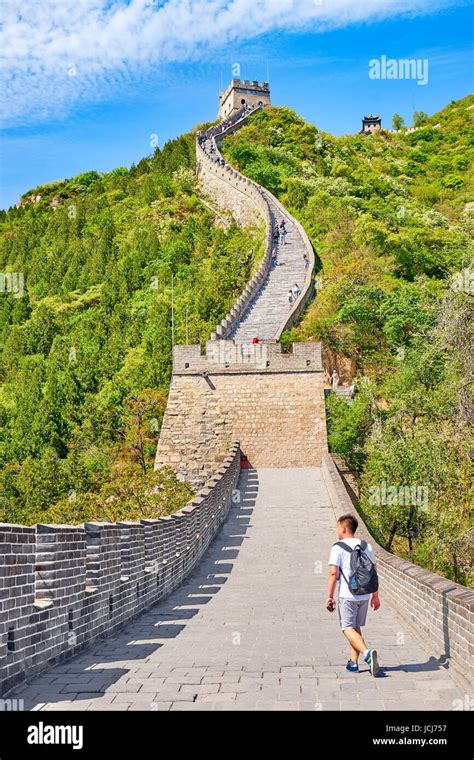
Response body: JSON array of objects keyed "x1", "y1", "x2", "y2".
[{"x1": 0, "y1": 444, "x2": 241, "y2": 696}]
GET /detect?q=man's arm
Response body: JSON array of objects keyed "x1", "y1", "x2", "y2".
[
  {"x1": 326, "y1": 564, "x2": 339, "y2": 610},
  {"x1": 371, "y1": 563, "x2": 381, "y2": 610}
]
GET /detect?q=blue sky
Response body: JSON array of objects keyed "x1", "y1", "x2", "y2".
[{"x1": 1, "y1": 0, "x2": 472, "y2": 209}]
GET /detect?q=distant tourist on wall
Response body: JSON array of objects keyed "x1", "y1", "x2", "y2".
[
  {"x1": 288, "y1": 289, "x2": 294, "y2": 306},
  {"x1": 303, "y1": 252, "x2": 309, "y2": 269},
  {"x1": 292, "y1": 282, "x2": 301, "y2": 298},
  {"x1": 331, "y1": 369, "x2": 340, "y2": 389},
  {"x1": 271, "y1": 247, "x2": 278, "y2": 266}
]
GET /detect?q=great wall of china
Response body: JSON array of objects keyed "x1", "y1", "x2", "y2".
[{"x1": 1, "y1": 104, "x2": 472, "y2": 709}]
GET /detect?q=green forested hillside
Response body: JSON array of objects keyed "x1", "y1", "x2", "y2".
[
  {"x1": 0, "y1": 130, "x2": 264, "y2": 525},
  {"x1": 221, "y1": 97, "x2": 473, "y2": 584}
]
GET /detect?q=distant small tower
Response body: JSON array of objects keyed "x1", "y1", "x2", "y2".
[
  {"x1": 361, "y1": 115, "x2": 382, "y2": 135},
  {"x1": 218, "y1": 78, "x2": 271, "y2": 119}
]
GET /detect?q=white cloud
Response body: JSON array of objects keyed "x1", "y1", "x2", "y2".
[{"x1": 0, "y1": 0, "x2": 461, "y2": 125}]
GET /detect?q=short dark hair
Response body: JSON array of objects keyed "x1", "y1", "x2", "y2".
[{"x1": 338, "y1": 514, "x2": 358, "y2": 533}]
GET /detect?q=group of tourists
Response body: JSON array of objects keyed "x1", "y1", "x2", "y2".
[
  {"x1": 288, "y1": 282, "x2": 301, "y2": 306},
  {"x1": 271, "y1": 218, "x2": 288, "y2": 264},
  {"x1": 205, "y1": 139, "x2": 227, "y2": 167}
]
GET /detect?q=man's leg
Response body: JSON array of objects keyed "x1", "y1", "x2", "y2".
[
  {"x1": 343, "y1": 626, "x2": 368, "y2": 661},
  {"x1": 339, "y1": 600, "x2": 367, "y2": 663},
  {"x1": 354, "y1": 600, "x2": 380, "y2": 675},
  {"x1": 346, "y1": 626, "x2": 364, "y2": 662},
  {"x1": 348, "y1": 635, "x2": 359, "y2": 664}
]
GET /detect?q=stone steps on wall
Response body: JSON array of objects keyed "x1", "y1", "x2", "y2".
[{"x1": 229, "y1": 197, "x2": 308, "y2": 341}]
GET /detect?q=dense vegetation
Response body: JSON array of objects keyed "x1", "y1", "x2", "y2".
[
  {"x1": 221, "y1": 98, "x2": 473, "y2": 584},
  {"x1": 0, "y1": 129, "x2": 264, "y2": 525}
]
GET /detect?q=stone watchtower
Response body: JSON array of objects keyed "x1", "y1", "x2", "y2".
[
  {"x1": 361, "y1": 115, "x2": 382, "y2": 134},
  {"x1": 218, "y1": 78, "x2": 270, "y2": 119}
]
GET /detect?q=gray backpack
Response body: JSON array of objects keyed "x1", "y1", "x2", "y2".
[{"x1": 334, "y1": 540, "x2": 379, "y2": 595}]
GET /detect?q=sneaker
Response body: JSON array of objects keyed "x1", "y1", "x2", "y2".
[
  {"x1": 345, "y1": 660, "x2": 359, "y2": 673},
  {"x1": 364, "y1": 648, "x2": 380, "y2": 676}
]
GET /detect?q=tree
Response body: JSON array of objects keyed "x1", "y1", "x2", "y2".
[
  {"x1": 117, "y1": 389, "x2": 168, "y2": 473},
  {"x1": 326, "y1": 383, "x2": 373, "y2": 471},
  {"x1": 413, "y1": 111, "x2": 429, "y2": 128},
  {"x1": 392, "y1": 113, "x2": 405, "y2": 131},
  {"x1": 43, "y1": 463, "x2": 193, "y2": 524}
]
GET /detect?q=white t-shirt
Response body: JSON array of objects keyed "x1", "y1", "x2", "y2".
[{"x1": 328, "y1": 537, "x2": 376, "y2": 601}]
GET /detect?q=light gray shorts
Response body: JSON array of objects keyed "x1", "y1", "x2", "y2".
[{"x1": 338, "y1": 598, "x2": 370, "y2": 630}]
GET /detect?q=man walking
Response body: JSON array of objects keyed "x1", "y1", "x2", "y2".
[{"x1": 326, "y1": 514, "x2": 381, "y2": 675}]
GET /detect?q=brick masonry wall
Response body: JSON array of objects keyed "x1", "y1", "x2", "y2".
[
  {"x1": 155, "y1": 342, "x2": 327, "y2": 486},
  {"x1": 198, "y1": 160, "x2": 266, "y2": 228},
  {"x1": 322, "y1": 454, "x2": 474, "y2": 691},
  {"x1": 0, "y1": 444, "x2": 241, "y2": 696}
]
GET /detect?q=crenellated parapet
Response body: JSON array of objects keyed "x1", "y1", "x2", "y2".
[
  {"x1": 0, "y1": 444, "x2": 241, "y2": 696},
  {"x1": 172, "y1": 340, "x2": 323, "y2": 374}
]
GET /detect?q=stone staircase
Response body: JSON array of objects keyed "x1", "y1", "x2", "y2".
[
  {"x1": 154, "y1": 108, "x2": 326, "y2": 484},
  {"x1": 230, "y1": 192, "x2": 308, "y2": 341}
]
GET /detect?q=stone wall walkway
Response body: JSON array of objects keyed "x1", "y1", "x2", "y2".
[
  {"x1": 11, "y1": 469, "x2": 464, "y2": 711},
  {"x1": 229, "y1": 195, "x2": 307, "y2": 341},
  {"x1": 201, "y1": 129, "x2": 308, "y2": 342}
]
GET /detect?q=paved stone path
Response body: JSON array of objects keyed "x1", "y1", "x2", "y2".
[{"x1": 12, "y1": 469, "x2": 464, "y2": 711}]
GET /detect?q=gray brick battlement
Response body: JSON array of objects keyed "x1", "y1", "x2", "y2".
[
  {"x1": 172, "y1": 341, "x2": 323, "y2": 374},
  {"x1": 0, "y1": 444, "x2": 241, "y2": 695}
]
